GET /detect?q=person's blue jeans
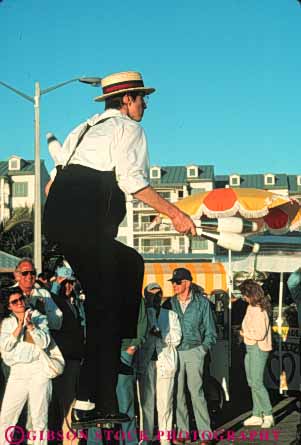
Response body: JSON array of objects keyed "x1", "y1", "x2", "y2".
[
  {"x1": 244, "y1": 344, "x2": 272, "y2": 416},
  {"x1": 87, "y1": 352, "x2": 138, "y2": 445}
]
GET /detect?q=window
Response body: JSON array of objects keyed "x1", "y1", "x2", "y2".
[
  {"x1": 150, "y1": 167, "x2": 161, "y2": 179},
  {"x1": 178, "y1": 190, "x2": 184, "y2": 198},
  {"x1": 158, "y1": 191, "x2": 171, "y2": 201},
  {"x1": 187, "y1": 165, "x2": 198, "y2": 178},
  {"x1": 10, "y1": 160, "x2": 18, "y2": 169},
  {"x1": 141, "y1": 238, "x2": 171, "y2": 253},
  {"x1": 190, "y1": 238, "x2": 208, "y2": 250},
  {"x1": 12, "y1": 182, "x2": 28, "y2": 197},
  {"x1": 191, "y1": 188, "x2": 205, "y2": 195},
  {"x1": 264, "y1": 174, "x2": 275, "y2": 186},
  {"x1": 297, "y1": 176, "x2": 301, "y2": 186},
  {"x1": 230, "y1": 175, "x2": 240, "y2": 186},
  {"x1": 9, "y1": 157, "x2": 20, "y2": 170},
  {"x1": 179, "y1": 237, "x2": 185, "y2": 248}
]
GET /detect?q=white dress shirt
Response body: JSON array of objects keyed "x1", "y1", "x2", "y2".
[{"x1": 60, "y1": 109, "x2": 150, "y2": 195}]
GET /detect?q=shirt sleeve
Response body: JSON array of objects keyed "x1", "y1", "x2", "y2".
[
  {"x1": 114, "y1": 123, "x2": 150, "y2": 195},
  {"x1": 202, "y1": 299, "x2": 217, "y2": 351},
  {"x1": 38, "y1": 289, "x2": 63, "y2": 331},
  {"x1": 30, "y1": 311, "x2": 51, "y2": 350},
  {"x1": 0, "y1": 319, "x2": 18, "y2": 352}
]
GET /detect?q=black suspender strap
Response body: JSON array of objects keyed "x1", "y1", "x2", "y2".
[{"x1": 64, "y1": 117, "x2": 112, "y2": 168}]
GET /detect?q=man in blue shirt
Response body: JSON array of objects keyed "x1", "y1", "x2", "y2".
[{"x1": 163, "y1": 268, "x2": 217, "y2": 445}]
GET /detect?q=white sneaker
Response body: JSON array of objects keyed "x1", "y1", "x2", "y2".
[
  {"x1": 243, "y1": 415, "x2": 263, "y2": 426},
  {"x1": 261, "y1": 415, "x2": 275, "y2": 428}
]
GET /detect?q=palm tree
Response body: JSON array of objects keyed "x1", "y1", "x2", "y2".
[{"x1": 0, "y1": 207, "x2": 34, "y2": 257}]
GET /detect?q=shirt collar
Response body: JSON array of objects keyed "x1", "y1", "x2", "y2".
[
  {"x1": 87, "y1": 109, "x2": 132, "y2": 126},
  {"x1": 177, "y1": 290, "x2": 192, "y2": 303}
]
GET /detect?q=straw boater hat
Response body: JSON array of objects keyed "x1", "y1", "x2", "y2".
[{"x1": 94, "y1": 71, "x2": 155, "y2": 102}]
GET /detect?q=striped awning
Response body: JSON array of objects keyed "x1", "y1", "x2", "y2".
[{"x1": 143, "y1": 262, "x2": 227, "y2": 296}]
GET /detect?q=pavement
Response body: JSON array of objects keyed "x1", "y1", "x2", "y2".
[{"x1": 212, "y1": 396, "x2": 301, "y2": 445}]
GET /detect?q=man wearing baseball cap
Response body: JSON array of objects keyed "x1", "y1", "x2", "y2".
[
  {"x1": 164, "y1": 268, "x2": 217, "y2": 444},
  {"x1": 43, "y1": 71, "x2": 196, "y2": 428}
]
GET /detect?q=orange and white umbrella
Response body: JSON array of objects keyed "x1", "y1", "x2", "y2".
[{"x1": 166, "y1": 188, "x2": 301, "y2": 234}]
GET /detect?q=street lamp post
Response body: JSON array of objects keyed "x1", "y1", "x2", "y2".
[{"x1": 0, "y1": 77, "x2": 102, "y2": 272}]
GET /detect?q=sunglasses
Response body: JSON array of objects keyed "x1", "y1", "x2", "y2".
[
  {"x1": 18, "y1": 270, "x2": 36, "y2": 277},
  {"x1": 9, "y1": 296, "x2": 25, "y2": 306},
  {"x1": 172, "y1": 280, "x2": 183, "y2": 285}
]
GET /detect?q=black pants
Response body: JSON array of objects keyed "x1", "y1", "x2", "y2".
[{"x1": 43, "y1": 165, "x2": 144, "y2": 413}]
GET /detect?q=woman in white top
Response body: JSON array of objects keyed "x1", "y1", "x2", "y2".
[
  {"x1": 0, "y1": 287, "x2": 51, "y2": 445},
  {"x1": 239, "y1": 279, "x2": 273, "y2": 429}
]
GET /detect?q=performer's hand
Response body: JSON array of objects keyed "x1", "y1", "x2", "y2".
[{"x1": 171, "y1": 211, "x2": 196, "y2": 236}]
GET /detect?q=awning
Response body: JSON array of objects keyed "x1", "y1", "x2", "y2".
[
  {"x1": 0, "y1": 250, "x2": 20, "y2": 273},
  {"x1": 143, "y1": 262, "x2": 227, "y2": 296}
]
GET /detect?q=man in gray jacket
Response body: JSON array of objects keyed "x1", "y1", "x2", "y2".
[{"x1": 163, "y1": 268, "x2": 216, "y2": 445}]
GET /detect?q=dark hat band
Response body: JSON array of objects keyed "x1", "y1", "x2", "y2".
[{"x1": 103, "y1": 80, "x2": 144, "y2": 94}]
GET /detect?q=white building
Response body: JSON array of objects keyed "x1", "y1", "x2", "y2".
[{"x1": 0, "y1": 155, "x2": 50, "y2": 223}]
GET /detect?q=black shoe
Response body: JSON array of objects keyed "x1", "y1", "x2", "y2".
[{"x1": 71, "y1": 408, "x2": 130, "y2": 429}]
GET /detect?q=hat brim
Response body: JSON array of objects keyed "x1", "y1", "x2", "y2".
[{"x1": 94, "y1": 87, "x2": 155, "y2": 102}]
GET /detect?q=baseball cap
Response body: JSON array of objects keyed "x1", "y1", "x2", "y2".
[
  {"x1": 145, "y1": 282, "x2": 162, "y2": 293},
  {"x1": 168, "y1": 268, "x2": 192, "y2": 282},
  {"x1": 55, "y1": 266, "x2": 76, "y2": 281}
]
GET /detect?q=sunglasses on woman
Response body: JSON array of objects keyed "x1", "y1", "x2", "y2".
[{"x1": 9, "y1": 296, "x2": 26, "y2": 306}]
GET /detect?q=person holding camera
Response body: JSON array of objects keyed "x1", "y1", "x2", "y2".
[
  {"x1": 0, "y1": 287, "x2": 51, "y2": 445},
  {"x1": 136, "y1": 283, "x2": 181, "y2": 445}
]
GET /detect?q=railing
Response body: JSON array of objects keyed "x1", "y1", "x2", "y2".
[
  {"x1": 132, "y1": 201, "x2": 152, "y2": 209},
  {"x1": 138, "y1": 247, "x2": 187, "y2": 254},
  {"x1": 133, "y1": 222, "x2": 174, "y2": 232},
  {"x1": 132, "y1": 198, "x2": 172, "y2": 209}
]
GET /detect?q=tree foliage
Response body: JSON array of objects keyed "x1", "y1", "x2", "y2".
[{"x1": 0, "y1": 207, "x2": 34, "y2": 257}]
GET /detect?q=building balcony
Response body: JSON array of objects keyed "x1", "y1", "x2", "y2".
[
  {"x1": 132, "y1": 201, "x2": 152, "y2": 209},
  {"x1": 133, "y1": 222, "x2": 175, "y2": 233},
  {"x1": 138, "y1": 246, "x2": 186, "y2": 254}
]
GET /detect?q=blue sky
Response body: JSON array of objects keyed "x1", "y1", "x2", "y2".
[{"x1": 0, "y1": 0, "x2": 301, "y2": 175}]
